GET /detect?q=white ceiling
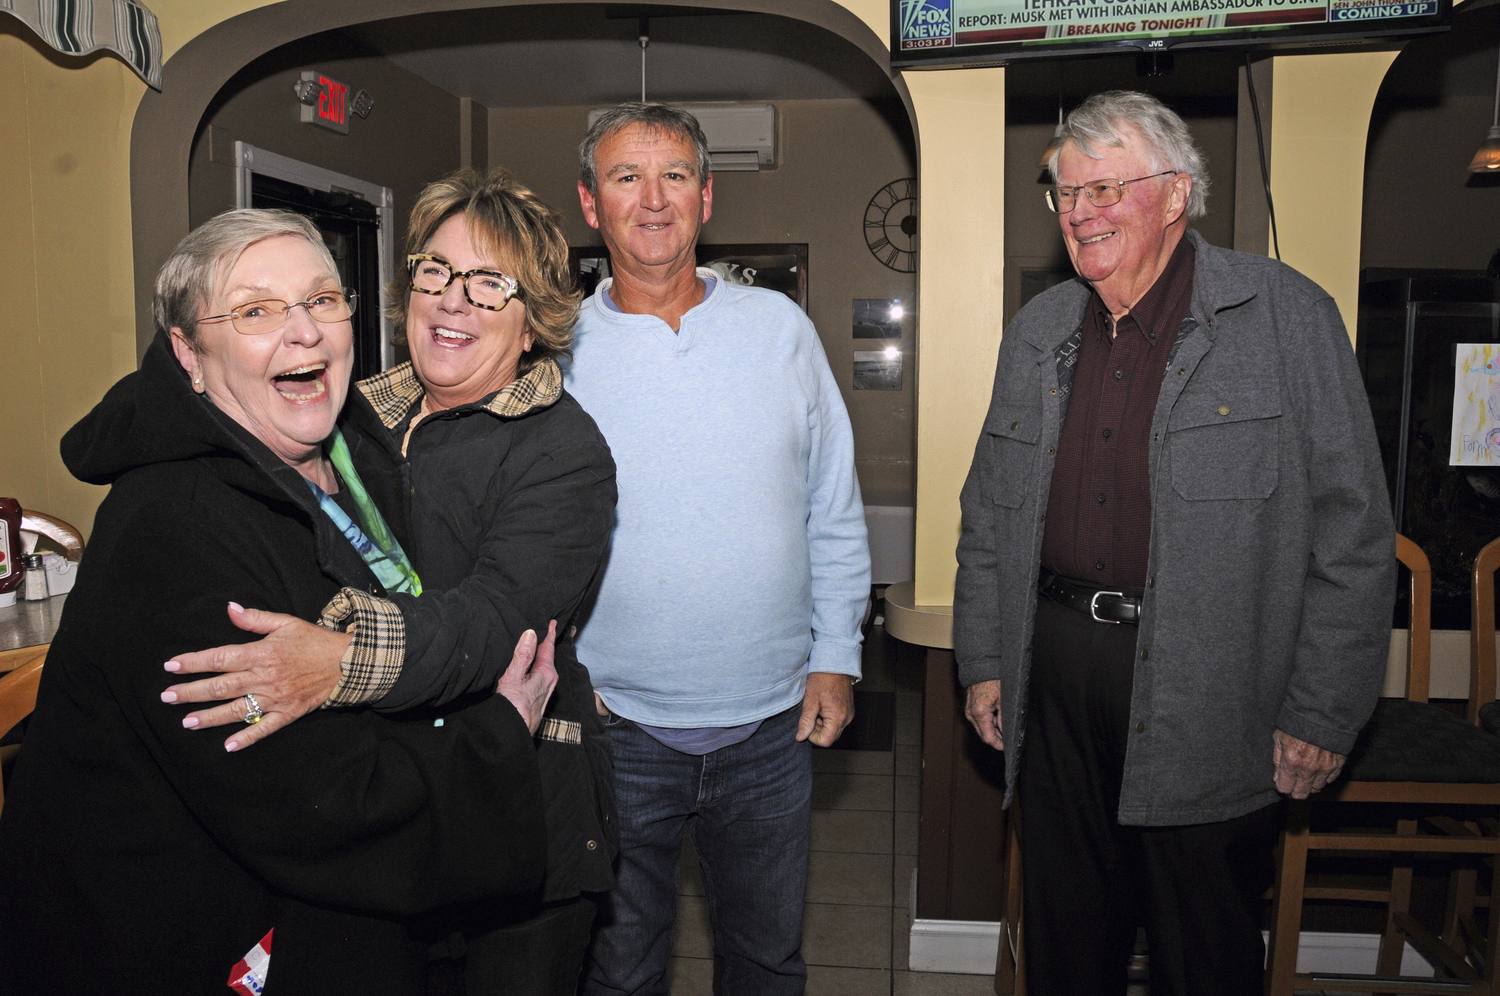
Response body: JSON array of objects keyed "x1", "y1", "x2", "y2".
[{"x1": 350, "y1": 5, "x2": 897, "y2": 108}]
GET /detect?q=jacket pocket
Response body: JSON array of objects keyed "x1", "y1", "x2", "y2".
[
  {"x1": 983, "y1": 403, "x2": 1041, "y2": 509},
  {"x1": 1168, "y1": 392, "x2": 1280, "y2": 500}
]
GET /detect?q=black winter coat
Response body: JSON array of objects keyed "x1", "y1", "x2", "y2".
[
  {"x1": 352, "y1": 359, "x2": 618, "y2": 900},
  {"x1": 0, "y1": 333, "x2": 549, "y2": 995}
]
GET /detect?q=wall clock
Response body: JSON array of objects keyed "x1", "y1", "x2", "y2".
[{"x1": 864, "y1": 178, "x2": 917, "y2": 273}]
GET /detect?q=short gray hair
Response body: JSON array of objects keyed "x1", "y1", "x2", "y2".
[
  {"x1": 579, "y1": 102, "x2": 712, "y2": 195},
  {"x1": 154, "y1": 209, "x2": 337, "y2": 346},
  {"x1": 1048, "y1": 90, "x2": 1210, "y2": 219}
]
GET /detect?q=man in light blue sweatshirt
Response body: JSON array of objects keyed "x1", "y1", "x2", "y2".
[{"x1": 567, "y1": 104, "x2": 871, "y2": 996}]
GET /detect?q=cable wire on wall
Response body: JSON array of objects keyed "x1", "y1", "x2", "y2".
[{"x1": 1244, "y1": 52, "x2": 1281, "y2": 261}]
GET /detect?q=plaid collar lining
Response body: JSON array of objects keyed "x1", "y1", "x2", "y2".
[{"x1": 358, "y1": 358, "x2": 563, "y2": 430}]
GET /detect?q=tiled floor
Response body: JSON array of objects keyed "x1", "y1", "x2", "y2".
[{"x1": 661, "y1": 622, "x2": 1000, "y2": 996}]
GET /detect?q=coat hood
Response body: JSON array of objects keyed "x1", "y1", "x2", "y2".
[{"x1": 62, "y1": 330, "x2": 323, "y2": 505}]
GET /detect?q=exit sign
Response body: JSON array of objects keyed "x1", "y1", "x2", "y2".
[{"x1": 299, "y1": 71, "x2": 349, "y2": 134}]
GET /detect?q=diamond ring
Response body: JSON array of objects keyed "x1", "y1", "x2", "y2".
[{"x1": 243, "y1": 693, "x2": 264, "y2": 724}]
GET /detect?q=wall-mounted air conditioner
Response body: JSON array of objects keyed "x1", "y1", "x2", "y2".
[{"x1": 587, "y1": 103, "x2": 777, "y2": 172}]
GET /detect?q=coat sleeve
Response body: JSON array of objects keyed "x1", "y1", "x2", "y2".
[
  {"x1": 104, "y1": 501, "x2": 549, "y2": 918},
  {"x1": 1274, "y1": 288, "x2": 1397, "y2": 754},
  {"x1": 953, "y1": 345, "x2": 1009, "y2": 688},
  {"x1": 373, "y1": 425, "x2": 617, "y2": 712}
]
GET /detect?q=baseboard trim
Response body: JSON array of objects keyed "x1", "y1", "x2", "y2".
[
  {"x1": 907, "y1": 920, "x2": 1430, "y2": 976},
  {"x1": 908, "y1": 919, "x2": 1005, "y2": 975}
]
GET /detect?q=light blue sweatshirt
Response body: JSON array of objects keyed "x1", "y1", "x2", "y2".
[{"x1": 562, "y1": 271, "x2": 870, "y2": 728}]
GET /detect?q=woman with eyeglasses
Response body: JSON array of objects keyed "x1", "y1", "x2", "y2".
[
  {"x1": 142, "y1": 171, "x2": 617, "y2": 994},
  {"x1": 341, "y1": 166, "x2": 619, "y2": 995},
  {"x1": 0, "y1": 202, "x2": 612, "y2": 995}
]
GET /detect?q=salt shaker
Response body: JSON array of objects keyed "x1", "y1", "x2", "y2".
[{"x1": 21, "y1": 553, "x2": 48, "y2": 602}]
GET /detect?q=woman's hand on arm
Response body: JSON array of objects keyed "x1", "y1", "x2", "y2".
[
  {"x1": 496, "y1": 620, "x2": 558, "y2": 735},
  {"x1": 110, "y1": 505, "x2": 550, "y2": 912},
  {"x1": 160, "y1": 601, "x2": 349, "y2": 751}
]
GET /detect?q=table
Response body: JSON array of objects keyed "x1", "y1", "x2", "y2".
[{"x1": 0, "y1": 593, "x2": 66, "y2": 672}]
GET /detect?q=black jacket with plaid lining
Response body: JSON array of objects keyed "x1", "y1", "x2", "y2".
[{"x1": 342, "y1": 358, "x2": 620, "y2": 905}]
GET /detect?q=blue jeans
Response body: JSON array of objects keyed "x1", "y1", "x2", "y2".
[{"x1": 581, "y1": 704, "x2": 812, "y2": 996}]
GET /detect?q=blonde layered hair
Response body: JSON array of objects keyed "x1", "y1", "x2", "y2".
[{"x1": 388, "y1": 168, "x2": 580, "y2": 376}]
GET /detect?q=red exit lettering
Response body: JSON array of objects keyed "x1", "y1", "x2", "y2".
[{"x1": 318, "y1": 76, "x2": 347, "y2": 125}]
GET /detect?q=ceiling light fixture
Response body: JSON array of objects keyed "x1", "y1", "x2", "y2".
[
  {"x1": 1469, "y1": 36, "x2": 1500, "y2": 173},
  {"x1": 639, "y1": 16, "x2": 649, "y2": 102},
  {"x1": 1038, "y1": 71, "x2": 1064, "y2": 184}
]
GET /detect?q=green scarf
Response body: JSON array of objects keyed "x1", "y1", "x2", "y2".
[{"x1": 306, "y1": 429, "x2": 422, "y2": 597}]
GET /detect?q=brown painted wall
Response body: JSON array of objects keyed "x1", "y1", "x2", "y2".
[
  {"x1": 1362, "y1": 2, "x2": 1500, "y2": 273},
  {"x1": 488, "y1": 98, "x2": 919, "y2": 504},
  {"x1": 188, "y1": 33, "x2": 462, "y2": 255}
]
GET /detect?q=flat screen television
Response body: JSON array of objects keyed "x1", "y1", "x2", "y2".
[{"x1": 891, "y1": 0, "x2": 1448, "y2": 68}]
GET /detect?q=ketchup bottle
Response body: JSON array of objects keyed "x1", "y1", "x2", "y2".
[{"x1": 0, "y1": 498, "x2": 22, "y2": 607}]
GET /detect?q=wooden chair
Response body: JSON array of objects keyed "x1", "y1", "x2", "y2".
[
  {"x1": 0, "y1": 651, "x2": 45, "y2": 819},
  {"x1": 1473, "y1": 537, "x2": 1500, "y2": 736},
  {"x1": 1265, "y1": 535, "x2": 1500, "y2": 995},
  {"x1": 20, "y1": 510, "x2": 83, "y2": 563}
]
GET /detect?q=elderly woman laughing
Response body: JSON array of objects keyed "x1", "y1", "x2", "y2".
[
  {"x1": 162, "y1": 170, "x2": 620, "y2": 996},
  {"x1": 0, "y1": 209, "x2": 562, "y2": 995}
]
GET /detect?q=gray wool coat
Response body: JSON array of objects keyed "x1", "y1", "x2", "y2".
[{"x1": 953, "y1": 230, "x2": 1397, "y2": 826}]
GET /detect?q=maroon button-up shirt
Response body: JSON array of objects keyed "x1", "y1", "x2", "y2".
[{"x1": 1040, "y1": 237, "x2": 1195, "y2": 588}]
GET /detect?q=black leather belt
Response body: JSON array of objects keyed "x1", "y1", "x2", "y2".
[{"x1": 1040, "y1": 573, "x2": 1144, "y2": 626}]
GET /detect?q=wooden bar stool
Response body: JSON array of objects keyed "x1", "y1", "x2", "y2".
[{"x1": 0, "y1": 652, "x2": 46, "y2": 818}]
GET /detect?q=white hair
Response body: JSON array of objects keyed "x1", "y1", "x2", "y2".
[
  {"x1": 1047, "y1": 90, "x2": 1210, "y2": 219},
  {"x1": 154, "y1": 209, "x2": 337, "y2": 345}
]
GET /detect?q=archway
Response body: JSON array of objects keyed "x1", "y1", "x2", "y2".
[
  {"x1": 128, "y1": 0, "x2": 916, "y2": 357},
  {"x1": 133, "y1": 0, "x2": 923, "y2": 510}
]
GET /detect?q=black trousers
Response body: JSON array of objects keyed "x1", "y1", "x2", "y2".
[{"x1": 1019, "y1": 595, "x2": 1279, "y2": 996}]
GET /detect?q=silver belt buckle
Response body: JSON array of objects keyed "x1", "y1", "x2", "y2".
[{"x1": 1090, "y1": 590, "x2": 1125, "y2": 624}]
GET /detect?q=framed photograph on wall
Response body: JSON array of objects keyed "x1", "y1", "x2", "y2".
[
  {"x1": 570, "y1": 244, "x2": 808, "y2": 312},
  {"x1": 697, "y1": 244, "x2": 807, "y2": 312}
]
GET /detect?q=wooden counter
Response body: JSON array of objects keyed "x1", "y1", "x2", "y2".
[{"x1": 883, "y1": 581, "x2": 953, "y2": 650}]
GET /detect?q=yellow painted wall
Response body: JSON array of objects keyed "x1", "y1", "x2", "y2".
[
  {"x1": 1270, "y1": 51, "x2": 1399, "y2": 343},
  {"x1": 820, "y1": 0, "x2": 1009, "y2": 608},
  {"x1": 0, "y1": 1, "x2": 280, "y2": 537},
  {"x1": 0, "y1": 34, "x2": 146, "y2": 537},
  {"x1": 905, "y1": 69, "x2": 1008, "y2": 605},
  {"x1": 832, "y1": 0, "x2": 888, "y2": 38}
]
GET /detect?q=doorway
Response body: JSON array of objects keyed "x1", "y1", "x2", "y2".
[{"x1": 233, "y1": 143, "x2": 395, "y2": 378}]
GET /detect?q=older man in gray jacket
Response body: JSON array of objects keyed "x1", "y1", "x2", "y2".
[{"x1": 954, "y1": 90, "x2": 1395, "y2": 995}]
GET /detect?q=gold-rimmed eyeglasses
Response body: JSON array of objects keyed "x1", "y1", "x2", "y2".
[
  {"x1": 199, "y1": 288, "x2": 357, "y2": 336},
  {"x1": 1045, "y1": 171, "x2": 1180, "y2": 214},
  {"x1": 408, "y1": 254, "x2": 526, "y2": 311}
]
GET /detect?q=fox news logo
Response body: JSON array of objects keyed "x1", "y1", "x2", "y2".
[{"x1": 900, "y1": 0, "x2": 954, "y2": 46}]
